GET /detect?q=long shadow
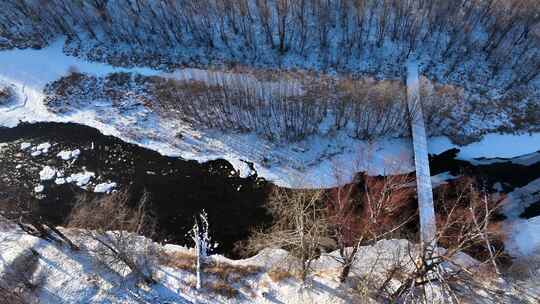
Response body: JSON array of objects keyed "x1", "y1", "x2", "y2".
[{"x1": 0, "y1": 245, "x2": 41, "y2": 301}]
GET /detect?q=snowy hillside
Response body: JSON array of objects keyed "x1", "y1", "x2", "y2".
[{"x1": 1, "y1": 218, "x2": 538, "y2": 304}]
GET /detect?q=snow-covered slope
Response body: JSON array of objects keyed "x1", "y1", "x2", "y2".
[
  {"x1": 2, "y1": 219, "x2": 536, "y2": 304},
  {"x1": 501, "y1": 178, "x2": 540, "y2": 256}
]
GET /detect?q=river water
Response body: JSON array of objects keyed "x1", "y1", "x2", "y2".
[
  {"x1": 0, "y1": 122, "x2": 271, "y2": 256},
  {"x1": 1, "y1": 122, "x2": 539, "y2": 256}
]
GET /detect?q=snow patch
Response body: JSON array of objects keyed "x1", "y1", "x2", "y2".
[
  {"x1": 57, "y1": 148, "x2": 80, "y2": 160},
  {"x1": 69, "y1": 171, "x2": 95, "y2": 187},
  {"x1": 502, "y1": 178, "x2": 540, "y2": 220},
  {"x1": 429, "y1": 134, "x2": 540, "y2": 159},
  {"x1": 94, "y1": 182, "x2": 116, "y2": 193},
  {"x1": 20, "y1": 142, "x2": 31, "y2": 150},
  {"x1": 431, "y1": 172, "x2": 457, "y2": 187},
  {"x1": 35, "y1": 142, "x2": 51, "y2": 153},
  {"x1": 34, "y1": 185, "x2": 44, "y2": 193},
  {"x1": 39, "y1": 166, "x2": 57, "y2": 180},
  {"x1": 55, "y1": 178, "x2": 66, "y2": 185},
  {"x1": 505, "y1": 216, "x2": 540, "y2": 256}
]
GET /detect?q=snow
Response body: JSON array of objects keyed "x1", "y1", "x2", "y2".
[
  {"x1": 0, "y1": 39, "x2": 158, "y2": 130},
  {"x1": 94, "y1": 182, "x2": 116, "y2": 193},
  {"x1": 1, "y1": 38, "x2": 540, "y2": 187},
  {"x1": 34, "y1": 185, "x2": 44, "y2": 193},
  {"x1": 0, "y1": 219, "x2": 534, "y2": 304},
  {"x1": 55, "y1": 178, "x2": 66, "y2": 185},
  {"x1": 20, "y1": 142, "x2": 31, "y2": 150},
  {"x1": 71, "y1": 148, "x2": 81, "y2": 158},
  {"x1": 35, "y1": 142, "x2": 51, "y2": 153},
  {"x1": 28, "y1": 142, "x2": 52, "y2": 157},
  {"x1": 429, "y1": 134, "x2": 540, "y2": 159},
  {"x1": 470, "y1": 151, "x2": 540, "y2": 166},
  {"x1": 69, "y1": 171, "x2": 95, "y2": 187},
  {"x1": 39, "y1": 166, "x2": 57, "y2": 181},
  {"x1": 57, "y1": 150, "x2": 72, "y2": 160},
  {"x1": 430, "y1": 172, "x2": 457, "y2": 187},
  {"x1": 405, "y1": 171, "x2": 457, "y2": 188},
  {"x1": 501, "y1": 178, "x2": 540, "y2": 220},
  {"x1": 505, "y1": 216, "x2": 540, "y2": 256},
  {"x1": 501, "y1": 178, "x2": 540, "y2": 257},
  {"x1": 57, "y1": 148, "x2": 80, "y2": 160}
]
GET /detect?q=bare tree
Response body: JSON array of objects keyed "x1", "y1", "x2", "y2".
[
  {"x1": 243, "y1": 187, "x2": 328, "y2": 282},
  {"x1": 383, "y1": 178, "x2": 507, "y2": 302},
  {"x1": 67, "y1": 190, "x2": 157, "y2": 285},
  {"x1": 325, "y1": 171, "x2": 416, "y2": 283},
  {"x1": 190, "y1": 209, "x2": 217, "y2": 289}
]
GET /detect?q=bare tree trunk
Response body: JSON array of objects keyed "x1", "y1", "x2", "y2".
[{"x1": 195, "y1": 221, "x2": 203, "y2": 289}]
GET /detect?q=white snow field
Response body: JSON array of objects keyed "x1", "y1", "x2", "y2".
[
  {"x1": 1, "y1": 219, "x2": 535, "y2": 304},
  {"x1": 1, "y1": 39, "x2": 540, "y2": 188}
]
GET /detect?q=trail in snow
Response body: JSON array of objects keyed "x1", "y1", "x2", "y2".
[{"x1": 407, "y1": 60, "x2": 437, "y2": 245}]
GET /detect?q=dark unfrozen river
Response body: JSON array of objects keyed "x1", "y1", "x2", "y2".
[
  {"x1": 1, "y1": 122, "x2": 539, "y2": 257},
  {"x1": 0, "y1": 122, "x2": 271, "y2": 257}
]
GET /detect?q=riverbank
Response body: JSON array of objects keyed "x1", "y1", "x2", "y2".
[
  {"x1": 1, "y1": 39, "x2": 540, "y2": 188},
  {"x1": 0, "y1": 122, "x2": 270, "y2": 256}
]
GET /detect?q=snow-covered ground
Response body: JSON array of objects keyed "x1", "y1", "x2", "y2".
[
  {"x1": 501, "y1": 178, "x2": 540, "y2": 257},
  {"x1": 1, "y1": 219, "x2": 536, "y2": 304},
  {"x1": 1, "y1": 39, "x2": 540, "y2": 188}
]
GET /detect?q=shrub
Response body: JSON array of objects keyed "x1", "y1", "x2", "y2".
[
  {"x1": 67, "y1": 190, "x2": 158, "y2": 284},
  {"x1": 0, "y1": 86, "x2": 15, "y2": 106},
  {"x1": 267, "y1": 267, "x2": 294, "y2": 282},
  {"x1": 207, "y1": 281, "x2": 239, "y2": 299},
  {"x1": 158, "y1": 250, "x2": 197, "y2": 273},
  {"x1": 243, "y1": 188, "x2": 328, "y2": 282},
  {"x1": 204, "y1": 260, "x2": 262, "y2": 282}
]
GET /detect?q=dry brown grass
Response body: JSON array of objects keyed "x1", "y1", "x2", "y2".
[
  {"x1": 185, "y1": 277, "x2": 197, "y2": 290},
  {"x1": 267, "y1": 267, "x2": 294, "y2": 282},
  {"x1": 158, "y1": 250, "x2": 263, "y2": 299},
  {"x1": 207, "y1": 281, "x2": 239, "y2": 299},
  {"x1": 205, "y1": 261, "x2": 262, "y2": 283},
  {"x1": 158, "y1": 250, "x2": 262, "y2": 284},
  {"x1": 157, "y1": 250, "x2": 196, "y2": 273}
]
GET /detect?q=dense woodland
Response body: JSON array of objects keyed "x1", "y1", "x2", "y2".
[
  {"x1": 1, "y1": 0, "x2": 539, "y2": 143},
  {"x1": 1, "y1": 0, "x2": 539, "y2": 93}
]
